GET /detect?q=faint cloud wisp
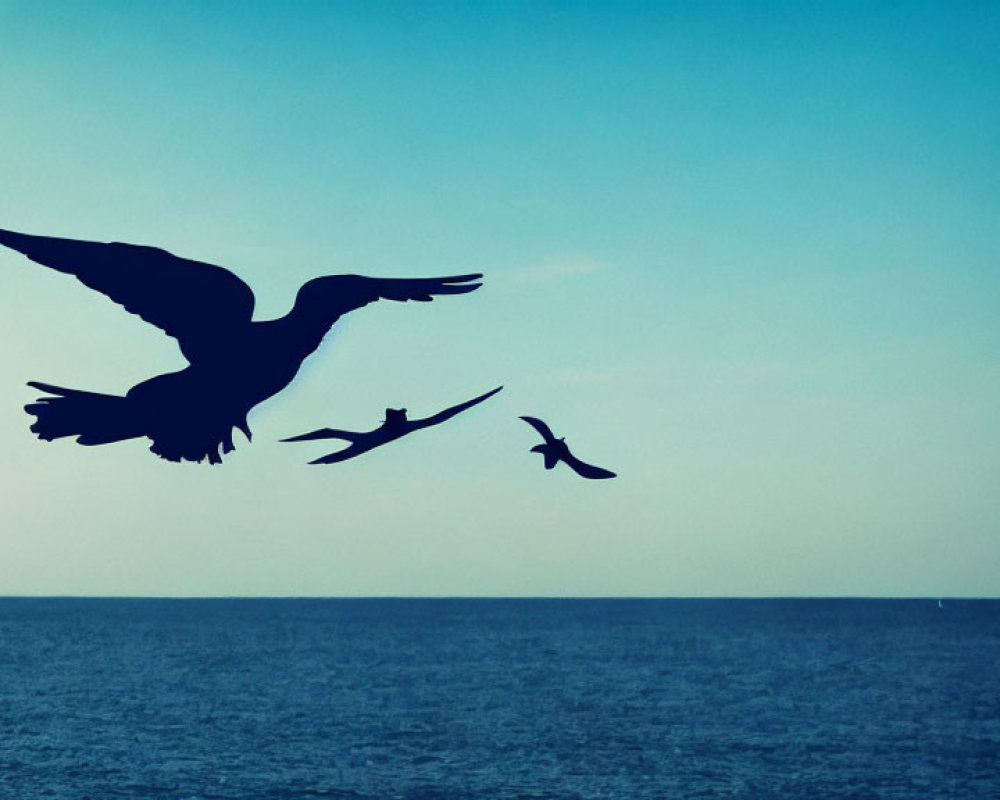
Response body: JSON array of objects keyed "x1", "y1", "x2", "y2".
[{"x1": 503, "y1": 254, "x2": 609, "y2": 285}]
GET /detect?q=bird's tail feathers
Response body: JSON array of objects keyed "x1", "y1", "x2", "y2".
[{"x1": 24, "y1": 382, "x2": 143, "y2": 446}]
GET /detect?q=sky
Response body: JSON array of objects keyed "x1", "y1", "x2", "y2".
[{"x1": 0, "y1": 1, "x2": 997, "y2": 597}]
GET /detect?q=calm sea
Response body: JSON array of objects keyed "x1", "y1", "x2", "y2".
[{"x1": 0, "y1": 598, "x2": 997, "y2": 799}]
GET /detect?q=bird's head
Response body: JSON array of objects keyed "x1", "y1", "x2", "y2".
[{"x1": 384, "y1": 408, "x2": 408, "y2": 425}]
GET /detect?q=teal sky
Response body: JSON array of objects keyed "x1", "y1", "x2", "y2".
[{"x1": 1, "y1": 1, "x2": 997, "y2": 596}]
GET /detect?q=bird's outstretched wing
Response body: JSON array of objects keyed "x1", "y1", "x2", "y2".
[
  {"x1": 562, "y1": 449, "x2": 617, "y2": 480},
  {"x1": 301, "y1": 273, "x2": 482, "y2": 318},
  {"x1": 280, "y1": 428, "x2": 359, "y2": 443},
  {"x1": 519, "y1": 415, "x2": 556, "y2": 443},
  {"x1": 308, "y1": 440, "x2": 384, "y2": 464},
  {"x1": 0, "y1": 228, "x2": 255, "y2": 356},
  {"x1": 412, "y1": 386, "x2": 503, "y2": 430}
]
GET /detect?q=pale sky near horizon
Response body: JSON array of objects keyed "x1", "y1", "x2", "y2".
[{"x1": 1, "y1": 1, "x2": 997, "y2": 597}]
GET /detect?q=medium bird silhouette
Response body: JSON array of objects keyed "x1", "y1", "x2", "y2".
[
  {"x1": 520, "y1": 415, "x2": 616, "y2": 479},
  {"x1": 0, "y1": 227, "x2": 482, "y2": 464},
  {"x1": 283, "y1": 385, "x2": 503, "y2": 464}
]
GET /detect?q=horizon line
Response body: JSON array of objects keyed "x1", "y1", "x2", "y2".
[{"x1": 0, "y1": 594, "x2": 995, "y2": 601}]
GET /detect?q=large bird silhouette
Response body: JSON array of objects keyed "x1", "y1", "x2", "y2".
[
  {"x1": 0, "y1": 227, "x2": 482, "y2": 464},
  {"x1": 520, "y1": 415, "x2": 616, "y2": 479},
  {"x1": 282, "y1": 385, "x2": 503, "y2": 464}
]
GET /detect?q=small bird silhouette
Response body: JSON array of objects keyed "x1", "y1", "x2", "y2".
[
  {"x1": 1, "y1": 227, "x2": 482, "y2": 463},
  {"x1": 283, "y1": 386, "x2": 503, "y2": 464},
  {"x1": 520, "y1": 415, "x2": 616, "y2": 479}
]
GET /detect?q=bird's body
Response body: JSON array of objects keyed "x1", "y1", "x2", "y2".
[
  {"x1": 284, "y1": 386, "x2": 502, "y2": 464},
  {"x1": 520, "y1": 415, "x2": 616, "y2": 479},
  {"x1": 2, "y1": 227, "x2": 482, "y2": 463}
]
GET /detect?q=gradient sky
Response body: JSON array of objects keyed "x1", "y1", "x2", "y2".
[{"x1": 1, "y1": 1, "x2": 997, "y2": 597}]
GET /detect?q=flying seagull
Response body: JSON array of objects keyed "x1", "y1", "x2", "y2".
[
  {"x1": 282, "y1": 385, "x2": 503, "y2": 464},
  {"x1": 520, "y1": 415, "x2": 616, "y2": 479},
  {"x1": 0, "y1": 227, "x2": 482, "y2": 463}
]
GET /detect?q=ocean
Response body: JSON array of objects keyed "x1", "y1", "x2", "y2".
[{"x1": 0, "y1": 598, "x2": 996, "y2": 799}]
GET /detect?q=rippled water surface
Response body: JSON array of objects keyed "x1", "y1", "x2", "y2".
[{"x1": 1, "y1": 598, "x2": 998, "y2": 799}]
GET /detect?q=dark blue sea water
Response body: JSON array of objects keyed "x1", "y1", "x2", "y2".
[{"x1": 0, "y1": 598, "x2": 997, "y2": 799}]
